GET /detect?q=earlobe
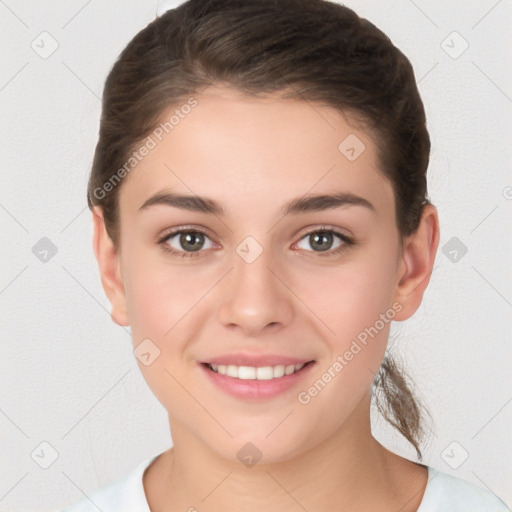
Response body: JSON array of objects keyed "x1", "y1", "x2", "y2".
[
  {"x1": 91, "y1": 207, "x2": 130, "y2": 326},
  {"x1": 392, "y1": 204, "x2": 440, "y2": 320}
]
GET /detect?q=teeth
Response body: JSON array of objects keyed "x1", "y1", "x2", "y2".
[{"x1": 208, "y1": 362, "x2": 307, "y2": 380}]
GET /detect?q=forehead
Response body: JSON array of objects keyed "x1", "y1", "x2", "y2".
[{"x1": 118, "y1": 87, "x2": 393, "y2": 217}]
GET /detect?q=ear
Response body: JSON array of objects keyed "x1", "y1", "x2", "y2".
[
  {"x1": 92, "y1": 206, "x2": 130, "y2": 326},
  {"x1": 392, "y1": 204, "x2": 440, "y2": 320}
]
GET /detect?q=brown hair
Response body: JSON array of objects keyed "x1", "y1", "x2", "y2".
[{"x1": 87, "y1": 0, "x2": 432, "y2": 459}]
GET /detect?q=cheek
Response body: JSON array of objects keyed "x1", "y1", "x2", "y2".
[
  {"x1": 288, "y1": 247, "x2": 399, "y2": 409},
  {"x1": 123, "y1": 254, "x2": 215, "y2": 393},
  {"x1": 293, "y1": 263, "x2": 396, "y2": 432},
  {"x1": 291, "y1": 252, "x2": 399, "y2": 345},
  {"x1": 123, "y1": 248, "x2": 207, "y2": 340},
  {"x1": 123, "y1": 258, "x2": 204, "y2": 412}
]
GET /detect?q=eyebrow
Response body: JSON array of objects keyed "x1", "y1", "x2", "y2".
[{"x1": 138, "y1": 191, "x2": 376, "y2": 216}]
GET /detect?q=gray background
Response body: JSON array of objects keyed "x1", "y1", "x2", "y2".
[{"x1": 1, "y1": 0, "x2": 511, "y2": 510}]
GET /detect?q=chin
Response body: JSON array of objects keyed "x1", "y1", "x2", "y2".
[{"x1": 206, "y1": 428, "x2": 316, "y2": 468}]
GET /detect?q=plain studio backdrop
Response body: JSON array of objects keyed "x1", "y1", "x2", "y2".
[{"x1": 0, "y1": 1, "x2": 511, "y2": 511}]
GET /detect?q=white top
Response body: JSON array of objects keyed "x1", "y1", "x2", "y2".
[{"x1": 54, "y1": 455, "x2": 510, "y2": 512}]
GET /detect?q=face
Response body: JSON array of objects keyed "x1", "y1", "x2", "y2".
[{"x1": 100, "y1": 87, "x2": 414, "y2": 464}]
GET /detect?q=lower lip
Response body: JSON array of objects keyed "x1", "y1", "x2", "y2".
[{"x1": 199, "y1": 362, "x2": 316, "y2": 400}]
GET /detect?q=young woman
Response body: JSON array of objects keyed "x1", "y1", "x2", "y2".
[{"x1": 56, "y1": 0, "x2": 509, "y2": 510}]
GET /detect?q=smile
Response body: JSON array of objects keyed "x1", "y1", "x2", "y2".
[
  {"x1": 200, "y1": 360, "x2": 316, "y2": 400},
  {"x1": 207, "y1": 362, "x2": 307, "y2": 380}
]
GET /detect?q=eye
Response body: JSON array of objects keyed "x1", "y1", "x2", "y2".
[
  {"x1": 293, "y1": 226, "x2": 354, "y2": 256},
  {"x1": 157, "y1": 227, "x2": 217, "y2": 258},
  {"x1": 157, "y1": 225, "x2": 355, "y2": 259}
]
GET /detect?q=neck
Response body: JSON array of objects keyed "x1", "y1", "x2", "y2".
[{"x1": 145, "y1": 391, "x2": 427, "y2": 512}]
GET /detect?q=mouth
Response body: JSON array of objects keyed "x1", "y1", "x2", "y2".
[
  {"x1": 199, "y1": 360, "x2": 316, "y2": 400},
  {"x1": 202, "y1": 361, "x2": 314, "y2": 380}
]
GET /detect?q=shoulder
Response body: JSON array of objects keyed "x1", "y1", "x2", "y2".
[
  {"x1": 52, "y1": 455, "x2": 158, "y2": 512},
  {"x1": 417, "y1": 466, "x2": 510, "y2": 512}
]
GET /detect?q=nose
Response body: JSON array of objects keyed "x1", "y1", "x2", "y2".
[{"x1": 217, "y1": 243, "x2": 295, "y2": 337}]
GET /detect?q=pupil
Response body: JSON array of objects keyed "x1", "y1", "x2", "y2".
[
  {"x1": 181, "y1": 232, "x2": 203, "y2": 252},
  {"x1": 311, "y1": 232, "x2": 332, "y2": 251}
]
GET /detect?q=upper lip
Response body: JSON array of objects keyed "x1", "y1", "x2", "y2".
[{"x1": 201, "y1": 354, "x2": 314, "y2": 367}]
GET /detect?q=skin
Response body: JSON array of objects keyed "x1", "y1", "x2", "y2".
[{"x1": 92, "y1": 86, "x2": 440, "y2": 512}]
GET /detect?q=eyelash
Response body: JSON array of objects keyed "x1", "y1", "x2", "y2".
[{"x1": 157, "y1": 225, "x2": 355, "y2": 259}]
